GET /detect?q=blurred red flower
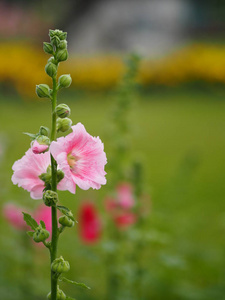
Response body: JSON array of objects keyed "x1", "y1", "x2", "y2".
[{"x1": 78, "y1": 202, "x2": 102, "y2": 244}]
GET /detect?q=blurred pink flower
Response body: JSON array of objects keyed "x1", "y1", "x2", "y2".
[
  {"x1": 116, "y1": 183, "x2": 135, "y2": 209},
  {"x1": 3, "y1": 203, "x2": 27, "y2": 230},
  {"x1": 11, "y1": 148, "x2": 67, "y2": 199},
  {"x1": 78, "y1": 202, "x2": 102, "y2": 244},
  {"x1": 105, "y1": 182, "x2": 137, "y2": 229},
  {"x1": 50, "y1": 123, "x2": 107, "y2": 194},
  {"x1": 31, "y1": 140, "x2": 49, "y2": 154},
  {"x1": 34, "y1": 205, "x2": 52, "y2": 233}
]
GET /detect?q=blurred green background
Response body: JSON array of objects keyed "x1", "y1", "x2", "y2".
[{"x1": 1, "y1": 1, "x2": 225, "y2": 300}]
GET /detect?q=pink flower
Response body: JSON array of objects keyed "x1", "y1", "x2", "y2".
[
  {"x1": 3, "y1": 203, "x2": 27, "y2": 230},
  {"x1": 50, "y1": 123, "x2": 107, "y2": 194},
  {"x1": 116, "y1": 183, "x2": 135, "y2": 209},
  {"x1": 11, "y1": 148, "x2": 67, "y2": 199},
  {"x1": 78, "y1": 202, "x2": 102, "y2": 244},
  {"x1": 105, "y1": 182, "x2": 137, "y2": 229},
  {"x1": 31, "y1": 140, "x2": 49, "y2": 154}
]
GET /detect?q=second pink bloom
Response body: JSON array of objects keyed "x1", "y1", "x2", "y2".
[{"x1": 50, "y1": 123, "x2": 107, "y2": 193}]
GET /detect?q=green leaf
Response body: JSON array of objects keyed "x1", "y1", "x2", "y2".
[
  {"x1": 40, "y1": 220, "x2": 46, "y2": 229},
  {"x1": 22, "y1": 212, "x2": 39, "y2": 230},
  {"x1": 23, "y1": 132, "x2": 38, "y2": 140},
  {"x1": 27, "y1": 231, "x2": 34, "y2": 237},
  {"x1": 57, "y1": 205, "x2": 76, "y2": 222},
  {"x1": 60, "y1": 277, "x2": 90, "y2": 290},
  {"x1": 66, "y1": 297, "x2": 77, "y2": 300}
]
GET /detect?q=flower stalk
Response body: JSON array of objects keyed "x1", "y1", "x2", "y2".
[{"x1": 11, "y1": 29, "x2": 107, "y2": 300}]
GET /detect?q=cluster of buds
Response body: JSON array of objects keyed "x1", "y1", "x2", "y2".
[
  {"x1": 56, "y1": 103, "x2": 72, "y2": 133},
  {"x1": 33, "y1": 224, "x2": 50, "y2": 243},
  {"x1": 36, "y1": 29, "x2": 72, "y2": 100}
]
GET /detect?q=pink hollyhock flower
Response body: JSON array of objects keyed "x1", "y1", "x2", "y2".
[
  {"x1": 31, "y1": 140, "x2": 49, "y2": 154},
  {"x1": 3, "y1": 203, "x2": 27, "y2": 230},
  {"x1": 78, "y1": 202, "x2": 102, "y2": 244},
  {"x1": 11, "y1": 148, "x2": 67, "y2": 199},
  {"x1": 50, "y1": 123, "x2": 107, "y2": 194}
]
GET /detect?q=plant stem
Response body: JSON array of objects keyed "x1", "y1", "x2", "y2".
[{"x1": 50, "y1": 74, "x2": 58, "y2": 300}]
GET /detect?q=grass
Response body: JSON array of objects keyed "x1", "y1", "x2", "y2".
[{"x1": 1, "y1": 87, "x2": 225, "y2": 299}]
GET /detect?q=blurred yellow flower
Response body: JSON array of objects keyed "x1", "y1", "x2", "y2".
[{"x1": 1, "y1": 42, "x2": 225, "y2": 98}]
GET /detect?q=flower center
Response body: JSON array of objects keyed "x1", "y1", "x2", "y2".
[{"x1": 67, "y1": 153, "x2": 77, "y2": 170}]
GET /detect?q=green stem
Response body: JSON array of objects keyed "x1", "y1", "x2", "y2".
[{"x1": 50, "y1": 74, "x2": 59, "y2": 300}]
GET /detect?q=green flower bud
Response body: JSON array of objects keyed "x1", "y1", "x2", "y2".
[
  {"x1": 43, "y1": 190, "x2": 58, "y2": 207},
  {"x1": 36, "y1": 135, "x2": 50, "y2": 145},
  {"x1": 33, "y1": 227, "x2": 50, "y2": 243},
  {"x1": 48, "y1": 56, "x2": 57, "y2": 65},
  {"x1": 45, "y1": 62, "x2": 57, "y2": 77},
  {"x1": 51, "y1": 256, "x2": 70, "y2": 274},
  {"x1": 43, "y1": 42, "x2": 54, "y2": 54},
  {"x1": 39, "y1": 126, "x2": 49, "y2": 137},
  {"x1": 56, "y1": 104, "x2": 71, "y2": 118},
  {"x1": 56, "y1": 49, "x2": 68, "y2": 62},
  {"x1": 59, "y1": 40, "x2": 67, "y2": 49},
  {"x1": 36, "y1": 84, "x2": 50, "y2": 98},
  {"x1": 59, "y1": 215, "x2": 74, "y2": 227},
  {"x1": 57, "y1": 169, "x2": 64, "y2": 183},
  {"x1": 47, "y1": 286, "x2": 66, "y2": 300},
  {"x1": 49, "y1": 29, "x2": 67, "y2": 41},
  {"x1": 56, "y1": 117, "x2": 72, "y2": 132},
  {"x1": 58, "y1": 75, "x2": 72, "y2": 89}
]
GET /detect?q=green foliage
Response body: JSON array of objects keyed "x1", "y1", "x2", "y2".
[{"x1": 22, "y1": 212, "x2": 38, "y2": 230}]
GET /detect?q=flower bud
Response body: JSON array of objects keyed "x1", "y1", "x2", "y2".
[
  {"x1": 33, "y1": 227, "x2": 50, "y2": 243},
  {"x1": 51, "y1": 256, "x2": 70, "y2": 274},
  {"x1": 45, "y1": 62, "x2": 57, "y2": 77},
  {"x1": 56, "y1": 49, "x2": 68, "y2": 62},
  {"x1": 39, "y1": 126, "x2": 49, "y2": 137},
  {"x1": 43, "y1": 190, "x2": 58, "y2": 207},
  {"x1": 59, "y1": 215, "x2": 74, "y2": 227},
  {"x1": 56, "y1": 104, "x2": 71, "y2": 118},
  {"x1": 47, "y1": 286, "x2": 66, "y2": 300},
  {"x1": 49, "y1": 29, "x2": 67, "y2": 41},
  {"x1": 56, "y1": 117, "x2": 72, "y2": 132},
  {"x1": 48, "y1": 56, "x2": 57, "y2": 65},
  {"x1": 36, "y1": 84, "x2": 50, "y2": 98},
  {"x1": 32, "y1": 140, "x2": 49, "y2": 154},
  {"x1": 58, "y1": 75, "x2": 72, "y2": 89},
  {"x1": 43, "y1": 42, "x2": 53, "y2": 54},
  {"x1": 36, "y1": 135, "x2": 50, "y2": 145},
  {"x1": 57, "y1": 169, "x2": 64, "y2": 183},
  {"x1": 59, "y1": 40, "x2": 67, "y2": 49}
]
